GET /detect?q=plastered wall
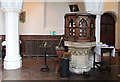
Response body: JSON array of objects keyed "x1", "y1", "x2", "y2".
[
  {"x1": 0, "y1": 4, "x2": 5, "y2": 35},
  {"x1": 19, "y1": 2, "x2": 84, "y2": 35}
]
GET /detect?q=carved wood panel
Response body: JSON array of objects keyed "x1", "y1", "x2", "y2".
[{"x1": 64, "y1": 13, "x2": 96, "y2": 42}]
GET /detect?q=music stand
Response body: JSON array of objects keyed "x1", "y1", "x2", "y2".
[{"x1": 40, "y1": 42, "x2": 51, "y2": 72}]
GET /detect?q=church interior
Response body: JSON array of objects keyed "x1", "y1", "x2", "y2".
[{"x1": 0, "y1": 0, "x2": 120, "y2": 81}]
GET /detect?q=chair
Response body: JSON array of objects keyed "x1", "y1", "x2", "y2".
[
  {"x1": 55, "y1": 44, "x2": 71, "y2": 73},
  {"x1": 55, "y1": 46, "x2": 64, "y2": 73}
]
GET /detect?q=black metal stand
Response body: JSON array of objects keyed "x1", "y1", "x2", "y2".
[{"x1": 40, "y1": 42, "x2": 50, "y2": 72}]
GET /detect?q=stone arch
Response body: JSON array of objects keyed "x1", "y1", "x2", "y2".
[{"x1": 103, "y1": 11, "x2": 118, "y2": 22}]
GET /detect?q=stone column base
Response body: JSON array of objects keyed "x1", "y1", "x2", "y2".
[
  {"x1": 69, "y1": 62, "x2": 91, "y2": 74},
  {"x1": 4, "y1": 59, "x2": 22, "y2": 70}
]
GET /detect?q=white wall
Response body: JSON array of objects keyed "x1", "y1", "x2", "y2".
[
  {"x1": 20, "y1": 2, "x2": 84, "y2": 35},
  {"x1": 44, "y1": 2, "x2": 69, "y2": 35},
  {"x1": 0, "y1": 4, "x2": 5, "y2": 35},
  {"x1": 20, "y1": 2, "x2": 45, "y2": 35},
  {"x1": 45, "y1": 2, "x2": 85, "y2": 35},
  {"x1": 0, "y1": 2, "x2": 85, "y2": 35}
]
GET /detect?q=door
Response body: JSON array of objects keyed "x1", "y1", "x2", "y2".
[{"x1": 100, "y1": 13, "x2": 115, "y2": 46}]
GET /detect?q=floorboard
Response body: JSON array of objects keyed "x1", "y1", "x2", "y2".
[{"x1": 1, "y1": 57, "x2": 120, "y2": 81}]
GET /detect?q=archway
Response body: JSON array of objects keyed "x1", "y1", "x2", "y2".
[{"x1": 100, "y1": 12, "x2": 116, "y2": 46}]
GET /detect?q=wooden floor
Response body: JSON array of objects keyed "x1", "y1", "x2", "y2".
[
  {"x1": 1, "y1": 56, "x2": 120, "y2": 81},
  {"x1": 0, "y1": 58, "x2": 2, "y2": 81}
]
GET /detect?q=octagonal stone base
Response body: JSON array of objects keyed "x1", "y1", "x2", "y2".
[
  {"x1": 69, "y1": 54, "x2": 91, "y2": 74},
  {"x1": 64, "y1": 41, "x2": 96, "y2": 74}
]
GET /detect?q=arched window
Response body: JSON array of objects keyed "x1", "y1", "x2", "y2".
[
  {"x1": 79, "y1": 18, "x2": 87, "y2": 27},
  {"x1": 68, "y1": 18, "x2": 76, "y2": 27}
]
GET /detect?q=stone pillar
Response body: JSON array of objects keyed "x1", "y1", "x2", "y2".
[
  {"x1": 1, "y1": 0, "x2": 23, "y2": 70},
  {"x1": 84, "y1": 0, "x2": 105, "y2": 68},
  {"x1": 95, "y1": 15, "x2": 101, "y2": 64},
  {"x1": 95, "y1": 15, "x2": 101, "y2": 43},
  {"x1": 3, "y1": 9, "x2": 22, "y2": 70},
  {"x1": 84, "y1": 0, "x2": 105, "y2": 43}
]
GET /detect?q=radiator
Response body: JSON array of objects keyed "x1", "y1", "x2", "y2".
[{"x1": 25, "y1": 39, "x2": 59, "y2": 57}]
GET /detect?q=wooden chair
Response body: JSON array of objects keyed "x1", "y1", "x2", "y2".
[
  {"x1": 55, "y1": 51, "x2": 71, "y2": 73},
  {"x1": 55, "y1": 50, "x2": 64, "y2": 73}
]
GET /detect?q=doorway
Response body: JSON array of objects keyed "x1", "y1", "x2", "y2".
[{"x1": 100, "y1": 13, "x2": 115, "y2": 46}]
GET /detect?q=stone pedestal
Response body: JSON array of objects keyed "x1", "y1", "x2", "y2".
[{"x1": 64, "y1": 41, "x2": 96, "y2": 74}]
